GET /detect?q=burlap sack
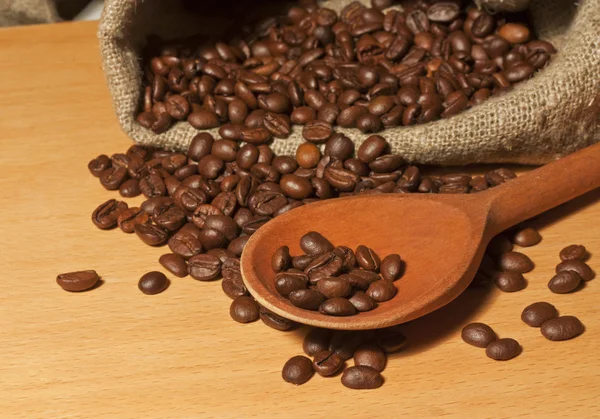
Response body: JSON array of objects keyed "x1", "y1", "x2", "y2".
[
  {"x1": 0, "y1": 0, "x2": 91, "y2": 26},
  {"x1": 99, "y1": 0, "x2": 600, "y2": 165}
]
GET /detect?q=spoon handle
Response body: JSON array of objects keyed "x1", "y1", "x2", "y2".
[{"x1": 486, "y1": 142, "x2": 600, "y2": 234}]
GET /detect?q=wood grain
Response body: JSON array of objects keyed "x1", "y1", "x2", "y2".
[{"x1": 0, "y1": 22, "x2": 599, "y2": 419}]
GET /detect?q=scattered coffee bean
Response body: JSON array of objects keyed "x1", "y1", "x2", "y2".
[
  {"x1": 485, "y1": 338, "x2": 521, "y2": 361},
  {"x1": 138, "y1": 271, "x2": 169, "y2": 295},
  {"x1": 159, "y1": 253, "x2": 188, "y2": 278},
  {"x1": 494, "y1": 271, "x2": 526, "y2": 292},
  {"x1": 56, "y1": 270, "x2": 100, "y2": 292},
  {"x1": 521, "y1": 302, "x2": 558, "y2": 327},
  {"x1": 300, "y1": 231, "x2": 334, "y2": 255},
  {"x1": 341, "y1": 366, "x2": 383, "y2": 389},
  {"x1": 303, "y1": 328, "x2": 333, "y2": 356},
  {"x1": 548, "y1": 271, "x2": 582, "y2": 294},
  {"x1": 559, "y1": 244, "x2": 587, "y2": 262},
  {"x1": 461, "y1": 323, "x2": 496, "y2": 348},
  {"x1": 229, "y1": 296, "x2": 260, "y2": 323},
  {"x1": 555, "y1": 260, "x2": 595, "y2": 281},
  {"x1": 282, "y1": 355, "x2": 314, "y2": 385},
  {"x1": 312, "y1": 350, "x2": 345, "y2": 376},
  {"x1": 92, "y1": 199, "x2": 128, "y2": 230},
  {"x1": 354, "y1": 344, "x2": 386, "y2": 372},
  {"x1": 117, "y1": 207, "x2": 149, "y2": 233},
  {"x1": 540, "y1": 316, "x2": 584, "y2": 341},
  {"x1": 259, "y1": 307, "x2": 296, "y2": 331},
  {"x1": 188, "y1": 254, "x2": 222, "y2": 281},
  {"x1": 512, "y1": 227, "x2": 541, "y2": 247},
  {"x1": 497, "y1": 251, "x2": 534, "y2": 273}
]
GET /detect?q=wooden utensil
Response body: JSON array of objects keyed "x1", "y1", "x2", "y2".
[{"x1": 241, "y1": 143, "x2": 600, "y2": 330}]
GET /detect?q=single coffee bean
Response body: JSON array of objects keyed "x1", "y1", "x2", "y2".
[
  {"x1": 282, "y1": 355, "x2": 314, "y2": 385},
  {"x1": 521, "y1": 302, "x2": 558, "y2": 327},
  {"x1": 229, "y1": 296, "x2": 260, "y2": 323},
  {"x1": 222, "y1": 273, "x2": 249, "y2": 300},
  {"x1": 188, "y1": 109, "x2": 220, "y2": 129},
  {"x1": 341, "y1": 366, "x2": 383, "y2": 389},
  {"x1": 92, "y1": 199, "x2": 128, "y2": 230},
  {"x1": 375, "y1": 326, "x2": 407, "y2": 353},
  {"x1": 349, "y1": 291, "x2": 376, "y2": 312},
  {"x1": 138, "y1": 271, "x2": 169, "y2": 295},
  {"x1": 357, "y1": 135, "x2": 387, "y2": 164},
  {"x1": 134, "y1": 223, "x2": 169, "y2": 246},
  {"x1": 319, "y1": 297, "x2": 357, "y2": 316},
  {"x1": 494, "y1": 271, "x2": 526, "y2": 292},
  {"x1": 540, "y1": 316, "x2": 584, "y2": 341},
  {"x1": 296, "y1": 143, "x2": 321, "y2": 169},
  {"x1": 512, "y1": 227, "x2": 541, "y2": 247},
  {"x1": 305, "y1": 251, "x2": 344, "y2": 282},
  {"x1": 355, "y1": 245, "x2": 380, "y2": 271},
  {"x1": 289, "y1": 289, "x2": 326, "y2": 310},
  {"x1": 188, "y1": 254, "x2": 221, "y2": 281},
  {"x1": 317, "y1": 277, "x2": 353, "y2": 299},
  {"x1": 461, "y1": 323, "x2": 496, "y2": 348},
  {"x1": 366, "y1": 279, "x2": 397, "y2": 302},
  {"x1": 380, "y1": 254, "x2": 402, "y2": 281},
  {"x1": 345, "y1": 269, "x2": 380, "y2": 290},
  {"x1": 117, "y1": 207, "x2": 149, "y2": 233},
  {"x1": 56, "y1": 270, "x2": 100, "y2": 292},
  {"x1": 559, "y1": 244, "x2": 587, "y2": 262},
  {"x1": 280, "y1": 174, "x2": 313, "y2": 199},
  {"x1": 300, "y1": 231, "x2": 334, "y2": 255},
  {"x1": 303, "y1": 328, "x2": 333, "y2": 356},
  {"x1": 272, "y1": 245, "x2": 292, "y2": 273},
  {"x1": 498, "y1": 23, "x2": 530, "y2": 44},
  {"x1": 312, "y1": 350, "x2": 344, "y2": 377},
  {"x1": 272, "y1": 156, "x2": 298, "y2": 175},
  {"x1": 548, "y1": 271, "x2": 582, "y2": 294},
  {"x1": 139, "y1": 174, "x2": 166, "y2": 198},
  {"x1": 119, "y1": 179, "x2": 141, "y2": 198},
  {"x1": 556, "y1": 260, "x2": 595, "y2": 281},
  {"x1": 302, "y1": 120, "x2": 333, "y2": 143},
  {"x1": 354, "y1": 344, "x2": 386, "y2": 372},
  {"x1": 275, "y1": 271, "x2": 309, "y2": 297},
  {"x1": 259, "y1": 306, "x2": 296, "y2": 331},
  {"x1": 88, "y1": 155, "x2": 111, "y2": 177},
  {"x1": 498, "y1": 251, "x2": 534, "y2": 273},
  {"x1": 159, "y1": 253, "x2": 188, "y2": 278},
  {"x1": 188, "y1": 133, "x2": 214, "y2": 161},
  {"x1": 99, "y1": 166, "x2": 128, "y2": 190},
  {"x1": 485, "y1": 338, "x2": 521, "y2": 361},
  {"x1": 329, "y1": 330, "x2": 370, "y2": 361},
  {"x1": 485, "y1": 168, "x2": 517, "y2": 186}
]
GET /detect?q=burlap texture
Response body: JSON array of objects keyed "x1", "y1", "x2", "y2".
[
  {"x1": 0, "y1": 0, "x2": 60, "y2": 26},
  {"x1": 99, "y1": 0, "x2": 600, "y2": 165},
  {"x1": 475, "y1": 0, "x2": 531, "y2": 12}
]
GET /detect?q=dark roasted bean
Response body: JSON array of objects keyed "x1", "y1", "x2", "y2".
[
  {"x1": 342, "y1": 366, "x2": 383, "y2": 389},
  {"x1": 555, "y1": 260, "x2": 595, "y2": 281},
  {"x1": 56, "y1": 270, "x2": 100, "y2": 292},
  {"x1": 548, "y1": 271, "x2": 582, "y2": 294},
  {"x1": 559, "y1": 244, "x2": 587, "y2": 262},
  {"x1": 282, "y1": 355, "x2": 314, "y2": 385},
  {"x1": 461, "y1": 323, "x2": 496, "y2": 348},
  {"x1": 540, "y1": 316, "x2": 584, "y2": 341},
  {"x1": 138, "y1": 271, "x2": 169, "y2": 295},
  {"x1": 485, "y1": 338, "x2": 521, "y2": 361},
  {"x1": 521, "y1": 302, "x2": 558, "y2": 327}
]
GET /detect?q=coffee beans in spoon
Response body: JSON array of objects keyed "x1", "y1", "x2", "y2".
[{"x1": 272, "y1": 232, "x2": 402, "y2": 316}]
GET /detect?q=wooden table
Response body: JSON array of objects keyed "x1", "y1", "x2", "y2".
[{"x1": 1, "y1": 21, "x2": 598, "y2": 419}]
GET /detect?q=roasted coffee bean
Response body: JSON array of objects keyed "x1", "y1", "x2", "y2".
[
  {"x1": 305, "y1": 251, "x2": 345, "y2": 281},
  {"x1": 282, "y1": 355, "x2": 314, "y2": 385},
  {"x1": 487, "y1": 234, "x2": 513, "y2": 256},
  {"x1": 357, "y1": 135, "x2": 387, "y2": 163},
  {"x1": 296, "y1": 143, "x2": 321, "y2": 169},
  {"x1": 289, "y1": 289, "x2": 326, "y2": 310},
  {"x1": 485, "y1": 168, "x2": 517, "y2": 186},
  {"x1": 272, "y1": 245, "x2": 292, "y2": 273},
  {"x1": 319, "y1": 297, "x2": 357, "y2": 316},
  {"x1": 498, "y1": 23, "x2": 530, "y2": 44},
  {"x1": 100, "y1": 166, "x2": 128, "y2": 190},
  {"x1": 521, "y1": 302, "x2": 558, "y2": 327},
  {"x1": 88, "y1": 154, "x2": 111, "y2": 177},
  {"x1": 303, "y1": 328, "x2": 333, "y2": 356},
  {"x1": 230, "y1": 296, "x2": 260, "y2": 323},
  {"x1": 222, "y1": 273, "x2": 248, "y2": 299},
  {"x1": 138, "y1": 271, "x2": 169, "y2": 295},
  {"x1": 119, "y1": 179, "x2": 141, "y2": 197},
  {"x1": 56, "y1": 270, "x2": 100, "y2": 292},
  {"x1": 275, "y1": 271, "x2": 309, "y2": 297},
  {"x1": 540, "y1": 316, "x2": 584, "y2": 341},
  {"x1": 349, "y1": 291, "x2": 376, "y2": 312},
  {"x1": 280, "y1": 174, "x2": 313, "y2": 199},
  {"x1": 272, "y1": 156, "x2": 298, "y2": 174},
  {"x1": 316, "y1": 277, "x2": 352, "y2": 299},
  {"x1": 461, "y1": 323, "x2": 496, "y2": 348},
  {"x1": 303, "y1": 120, "x2": 333, "y2": 143},
  {"x1": 264, "y1": 112, "x2": 291, "y2": 138},
  {"x1": 341, "y1": 366, "x2": 383, "y2": 389},
  {"x1": 495, "y1": 271, "x2": 526, "y2": 292},
  {"x1": 152, "y1": 202, "x2": 186, "y2": 232},
  {"x1": 188, "y1": 109, "x2": 220, "y2": 129},
  {"x1": 559, "y1": 244, "x2": 587, "y2": 262},
  {"x1": 498, "y1": 251, "x2": 534, "y2": 273},
  {"x1": 259, "y1": 306, "x2": 296, "y2": 331},
  {"x1": 159, "y1": 253, "x2": 188, "y2": 278},
  {"x1": 300, "y1": 231, "x2": 334, "y2": 255},
  {"x1": 188, "y1": 254, "x2": 221, "y2": 280},
  {"x1": 134, "y1": 223, "x2": 169, "y2": 246},
  {"x1": 227, "y1": 235, "x2": 249, "y2": 256},
  {"x1": 555, "y1": 260, "x2": 594, "y2": 281},
  {"x1": 380, "y1": 254, "x2": 402, "y2": 281},
  {"x1": 92, "y1": 199, "x2": 128, "y2": 230},
  {"x1": 139, "y1": 174, "x2": 166, "y2": 198},
  {"x1": 355, "y1": 245, "x2": 380, "y2": 271},
  {"x1": 312, "y1": 350, "x2": 344, "y2": 376},
  {"x1": 366, "y1": 279, "x2": 397, "y2": 302},
  {"x1": 354, "y1": 344, "x2": 386, "y2": 372},
  {"x1": 485, "y1": 338, "x2": 521, "y2": 361},
  {"x1": 198, "y1": 228, "x2": 228, "y2": 250},
  {"x1": 548, "y1": 271, "x2": 581, "y2": 294},
  {"x1": 375, "y1": 326, "x2": 407, "y2": 353},
  {"x1": 345, "y1": 269, "x2": 380, "y2": 290},
  {"x1": 168, "y1": 228, "x2": 203, "y2": 259},
  {"x1": 117, "y1": 207, "x2": 149, "y2": 233}
]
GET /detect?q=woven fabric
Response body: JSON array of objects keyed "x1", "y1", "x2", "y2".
[
  {"x1": 0, "y1": 0, "x2": 60, "y2": 26},
  {"x1": 99, "y1": 0, "x2": 600, "y2": 165}
]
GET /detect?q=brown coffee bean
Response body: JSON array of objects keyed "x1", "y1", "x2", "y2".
[
  {"x1": 472, "y1": 13, "x2": 495, "y2": 37},
  {"x1": 504, "y1": 63, "x2": 535, "y2": 83},
  {"x1": 540, "y1": 316, "x2": 584, "y2": 341},
  {"x1": 188, "y1": 109, "x2": 220, "y2": 129},
  {"x1": 380, "y1": 254, "x2": 402, "y2": 281},
  {"x1": 188, "y1": 254, "x2": 221, "y2": 281},
  {"x1": 355, "y1": 245, "x2": 380, "y2": 271},
  {"x1": 548, "y1": 271, "x2": 582, "y2": 294},
  {"x1": 100, "y1": 166, "x2": 128, "y2": 190},
  {"x1": 354, "y1": 343, "x2": 386, "y2": 372},
  {"x1": 303, "y1": 328, "x2": 333, "y2": 356},
  {"x1": 134, "y1": 223, "x2": 169, "y2": 246},
  {"x1": 555, "y1": 260, "x2": 595, "y2": 281},
  {"x1": 559, "y1": 245, "x2": 587, "y2": 262},
  {"x1": 230, "y1": 296, "x2": 260, "y2": 323},
  {"x1": 275, "y1": 271, "x2": 309, "y2": 297},
  {"x1": 349, "y1": 291, "x2": 376, "y2": 312},
  {"x1": 498, "y1": 23, "x2": 530, "y2": 44},
  {"x1": 282, "y1": 355, "x2": 314, "y2": 385},
  {"x1": 366, "y1": 279, "x2": 396, "y2": 302},
  {"x1": 138, "y1": 271, "x2": 169, "y2": 295},
  {"x1": 461, "y1": 322, "x2": 496, "y2": 348},
  {"x1": 291, "y1": 106, "x2": 316, "y2": 125},
  {"x1": 258, "y1": 306, "x2": 295, "y2": 331},
  {"x1": 56, "y1": 270, "x2": 100, "y2": 292},
  {"x1": 272, "y1": 245, "x2": 292, "y2": 273},
  {"x1": 319, "y1": 297, "x2": 357, "y2": 316},
  {"x1": 341, "y1": 366, "x2": 383, "y2": 389},
  {"x1": 487, "y1": 234, "x2": 514, "y2": 255},
  {"x1": 317, "y1": 277, "x2": 353, "y2": 299},
  {"x1": 302, "y1": 120, "x2": 333, "y2": 143},
  {"x1": 521, "y1": 302, "x2": 558, "y2": 327},
  {"x1": 289, "y1": 289, "x2": 326, "y2": 310},
  {"x1": 300, "y1": 231, "x2": 334, "y2": 255},
  {"x1": 92, "y1": 199, "x2": 128, "y2": 230},
  {"x1": 512, "y1": 227, "x2": 541, "y2": 247},
  {"x1": 117, "y1": 207, "x2": 149, "y2": 233},
  {"x1": 188, "y1": 133, "x2": 214, "y2": 161},
  {"x1": 312, "y1": 350, "x2": 344, "y2": 376},
  {"x1": 280, "y1": 174, "x2": 313, "y2": 199},
  {"x1": 485, "y1": 338, "x2": 521, "y2": 361},
  {"x1": 159, "y1": 253, "x2": 188, "y2": 278},
  {"x1": 495, "y1": 271, "x2": 526, "y2": 292},
  {"x1": 498, "y1": 251, "x2": 534, "y2": 273}
]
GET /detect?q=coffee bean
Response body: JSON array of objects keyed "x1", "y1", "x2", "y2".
[
  {"x1": 461, "y1": 323, "x2": 496, "y2": 348},
  {"x1": 427, "y1": 2, "x2": 459, "y2": 23},
  {"x1": 366, "y1": 279, "x2": 397, "y2": 302},
  {"x1": 289, "y1": 289, "x2": 326, "y2": 310},
  {"x1": 498, "y1": 251, "x2": 534, "y2": 273},
  {"x1": 300, "y1": 231, "x2": 334, "y2": 255},
  {"x1": 275, "y1": 271, "x2": 309, "y2": 297},
  {"x1": 259, "y1": 306, "x2": 296, "y2": 331},
  {"x1": 521, "y1": 302, "x2": 558, "y2": 327},
  {"x1": 272, "y1": 156, "x2": 298, "y2": 175},
  {"x1": 230, "y1": 296, "x2": 260, "y2": 323},
  {"x1": 140, "y1": 174, "x2": 166, "y2": 198},
  {"x1": 485, "y1": 338, "x2": 521, "y2": 361},
  {"x1": 159, "y1": 253, "x2": 188, "y2": 278},
  {"x1": 349, "y1": 291, "x2": 376, "y2": 312},
  {"x1": 341, "y1": 366, "x2": 383, "y2": 389},
  {"x1": 88, "y1": 155, "x2": 111, "y2": 177},
  {"x1": 375, "y1": 326, "x2": 407, "y2": 353},
  {"x1": 317, "y1": 277, "x2": 353, "y2": 298},
  {"x1": 559, "y1": 244, "x2": 587, "y2": 262},
  {"x1": 188, "y1": 109, "x2": 220, "y2": 129},
  {"x1": 56, "y1": 270, "x2": 100, "y2": 292},
  {"x1": 138, "y1": 271, "x2": 169, "y2": 295},
  {"x1": 498, "y1": 23, "x2": 530, "y2": 44},
  {"x1": 312, "y1": 350, "x2": 344, "y2": 376},
  {"x1": 119, "y1": 179, "x2": 141, "y2": 198},
  {"x1": 380, "y1": 254, "x2": 402, "y2": 281},
  {"x1": 494, "y1": 271, "x2": 526, "y2": 292},
  {"x1": 222, "y1": 273, "x2": 249, "y2": 300},
  {"x1": 168, "y1": 227, "x2": 203, "y2": 259},
  {"x1": 319, "y1": 297, "x2": 357, "y2": 316},
  {"x1": 345, "y1": 269, "x2": 380, "y2": 290},
  {"x1": 303, "y1": 328, "x2": 333, "y2": 356},
  {"x1": 188, "y1": 254, "x2": 221, "y2": 280},
  {"x1": 134, "y1": 223, "x2": 169, "y2": 246},
  {"x1": 540, "y1": 316, "x2": 584, "y2": 341},
  {"x1": 487, "y1": 234, "x2": 513, "y2": 255},
  {"x1": 512, "y1": 227, "x2": 541, "y2": 247},
  {"x1": 280, "y1": 174, "x2": 313, "y2": 199},
  {"x1": 504, "y1": 63, "x2": 535, "y2": 83},
  {"x1": 117, "y1": 207, "x2": 149, "y2": 233},
  {"x1": 548, "y1": 270, "x2": 582, "y2": 294},
  {"x1": 282, "y1": 355, "x2": 314, "y2": 385},
  {"x1": 354, "y1": 344, "x2": 386, "y2": 372},
  {"x1": 556, "y1": 260, "x2": 595, "y2": 281},
  {"x1": 302, "y1": 120, "x2": 333, "y2": 143},
  {"x1": 272, "y1": 245, "x2": 292, "y2": 273},
  {"x1": 357, "y1": 135, "x2": 387, "y2": 163},
  {"x1": 92, "y1": 199, "x2": 128, "y2": 230},
  {"x1": 355, "y1": 245, "x2": 380, "y2": 271},
  {"x1": 100, "y1": 166, "x2": 128, "y2": 190},
  {"x1": 472, "y1": 13, "x2": 495, "y2": 38}
]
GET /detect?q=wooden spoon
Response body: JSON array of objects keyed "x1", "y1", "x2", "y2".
[{"x1": 241, "y1": 143, "x2": 600, "y2": 330}]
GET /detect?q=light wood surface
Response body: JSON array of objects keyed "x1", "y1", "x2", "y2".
[
  {"x1": 0, "y1": 21, "x2": 599, "y2": 419},
  {"x1": 242, "y1": 144, "x2": 600, "y2": 330}
]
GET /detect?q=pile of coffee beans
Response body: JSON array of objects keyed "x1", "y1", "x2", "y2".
[
  {"x1": 461, "y1": 322, "x2": 521, "y2": 360},
  {"x1": 137, "y1": 0, "x2": 556, "y2": 135},
  {"x1": 272, "y1": 232, "x2": 402, "y2": 315}
]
